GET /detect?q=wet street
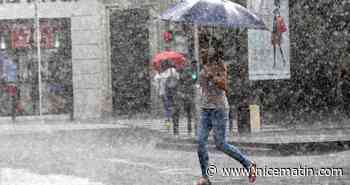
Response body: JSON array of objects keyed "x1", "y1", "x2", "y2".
[{"x1": 0, "y1": 127, "x2": 349, "y2": 185}]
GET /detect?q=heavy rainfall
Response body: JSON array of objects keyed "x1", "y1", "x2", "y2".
[{"x1": 0, "y1": 0, "x2": 349, "y2": 185}]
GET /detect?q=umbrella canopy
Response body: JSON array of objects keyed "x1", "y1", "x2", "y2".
[
  {"x1": 152, "y1": 51, "x2": 186, "y2": 71},
  {"x1": 160, "y1": 0, "x2": 267, "y2": 29}
]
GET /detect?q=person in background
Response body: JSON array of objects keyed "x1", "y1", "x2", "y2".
[
  {"x1": 154, "y1": 61, "x2": 171, "y2": 130},
  {"x1": 163, "y1": 61, "x2": 181, "y2": 135},
  {"x1": 179, "y1": 59, "x2": 197, "y2": 135},
  {"x1": 196, "y1": 49, "x2": 256, "y2": 185},
  {"x1": 154, "y1": 60, "x2": 181, "y2": 134}
]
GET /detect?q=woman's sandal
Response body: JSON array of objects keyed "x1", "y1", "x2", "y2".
[
  {"x1": 248, "y1": 161, "x2": 257, "y2": 183},
  {"x1": 195, "y1": 177, "x2": 212, "y2": 185}
]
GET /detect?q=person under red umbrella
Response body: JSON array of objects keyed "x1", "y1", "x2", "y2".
[{"x1": 153, "y1": 59, "x2": 181, "y2": 134}]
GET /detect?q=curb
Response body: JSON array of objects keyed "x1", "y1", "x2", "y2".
[
  {"x1": 156, "y1": 142, "x2": 276, "y2": 156},
  {"x1": 156, "y1": 136, "x2": 350, "y2": 156},
  {"x1": 0, "y1": 124, "x2": 129, "y2": 136}
]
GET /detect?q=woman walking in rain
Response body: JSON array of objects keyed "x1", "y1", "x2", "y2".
[{"x1": 196, "y1": 48, "x2": 256, "y2": 185}]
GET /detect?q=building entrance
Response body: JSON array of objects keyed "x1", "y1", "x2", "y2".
[{"x1": 110, "y1": 8, "x2": 151, "y2": 115}]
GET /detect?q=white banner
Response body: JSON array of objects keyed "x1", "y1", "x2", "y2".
[{"x1": 248, "y1": 0, "x2": 291, "y2": 80}]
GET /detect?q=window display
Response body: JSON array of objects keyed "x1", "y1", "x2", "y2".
[
  {"x1": 0, "y1": 18, "x2": 72, "y2": 117},
  {"x1": 11, "y1": 23, "x2": 32, "y2": 49}
]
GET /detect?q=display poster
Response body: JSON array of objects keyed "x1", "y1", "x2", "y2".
[
  {"x1": 40, "y1": 24, "x2": 55, "y2": 49},
  {"x1": 11, "y1": 24, "x2": 32, "y2": 49},
  {"x1": 248, "y1": 0, "x2": 291, "y2": 80},
  {"x1": 10, "y1": 23, "x2": 57, "y2": 49}
]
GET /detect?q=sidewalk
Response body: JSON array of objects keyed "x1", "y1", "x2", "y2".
[
  {"x1": 129, "y1": 118, "x2": 350, "y2": 156},
  {"x1": 117, "y1": 117, "x2": 350, "y2": 143},
  {"x1": 0, "y1": 117, "x2": 349, "y2": 156},
  {"x1": 0, "y1": 120, "x2": 127, "y2": 135},
  {"x1": 0, "y1": 116, "x2": 349, "y2": 142}
]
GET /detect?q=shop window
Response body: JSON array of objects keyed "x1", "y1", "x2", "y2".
[{"x1": 0, "y1": 18, "x2": 72, "y2": 116}]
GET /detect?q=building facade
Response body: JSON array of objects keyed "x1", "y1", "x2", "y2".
[
  {"x1": 0, "y1": 0, "x2": 182, "y2": 119},
  {"x1": 1, "y1": 0, "x2": 348, "y2": 122}
]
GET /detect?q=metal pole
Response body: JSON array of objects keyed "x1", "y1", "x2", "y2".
[
  {"x1": 34, "y1": 0, "x2": 42, "y2": 116},
  {"x1": 194, "y1": 24, "x2": 199, "y2": 72},
  {"x1": 194, "y1": 24, "x2": 200, "y2": 136}
]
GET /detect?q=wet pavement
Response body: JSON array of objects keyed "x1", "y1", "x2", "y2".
[
  {"x1": 0, "y1": 122, "x2": 348, "y2": 185},
  {"x1": 115, "y1": 117, "x2": 350, "y2": 143}
]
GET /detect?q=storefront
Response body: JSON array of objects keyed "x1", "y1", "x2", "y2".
[
  {"x1": 0, "y1": 18, "x2": 72, "y2": 117},
  {"x1": 0, "y1": 0, "x2": 183, "y2": 120},
  {"x1": 0, "y1": 0, "x2": 110, "y2": 120},
  {"x1": 104, "y1": 0, "x2": 184, "y2": 117}
]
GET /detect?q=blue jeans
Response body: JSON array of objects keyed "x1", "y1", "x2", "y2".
[
  {"x1": 162, "y1": 95, "x2": 172, "y2": 120},
  {"x1": 197, "y1": 108, "x2": 252, "y2": 177},
  {"x1": 162, "y1": 94, "x2": 180, "y2": 134}
]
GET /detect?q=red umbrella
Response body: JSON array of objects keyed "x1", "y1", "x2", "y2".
[{"x1": 152, "y1": 51, "x2": 186, "y2": 71}]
